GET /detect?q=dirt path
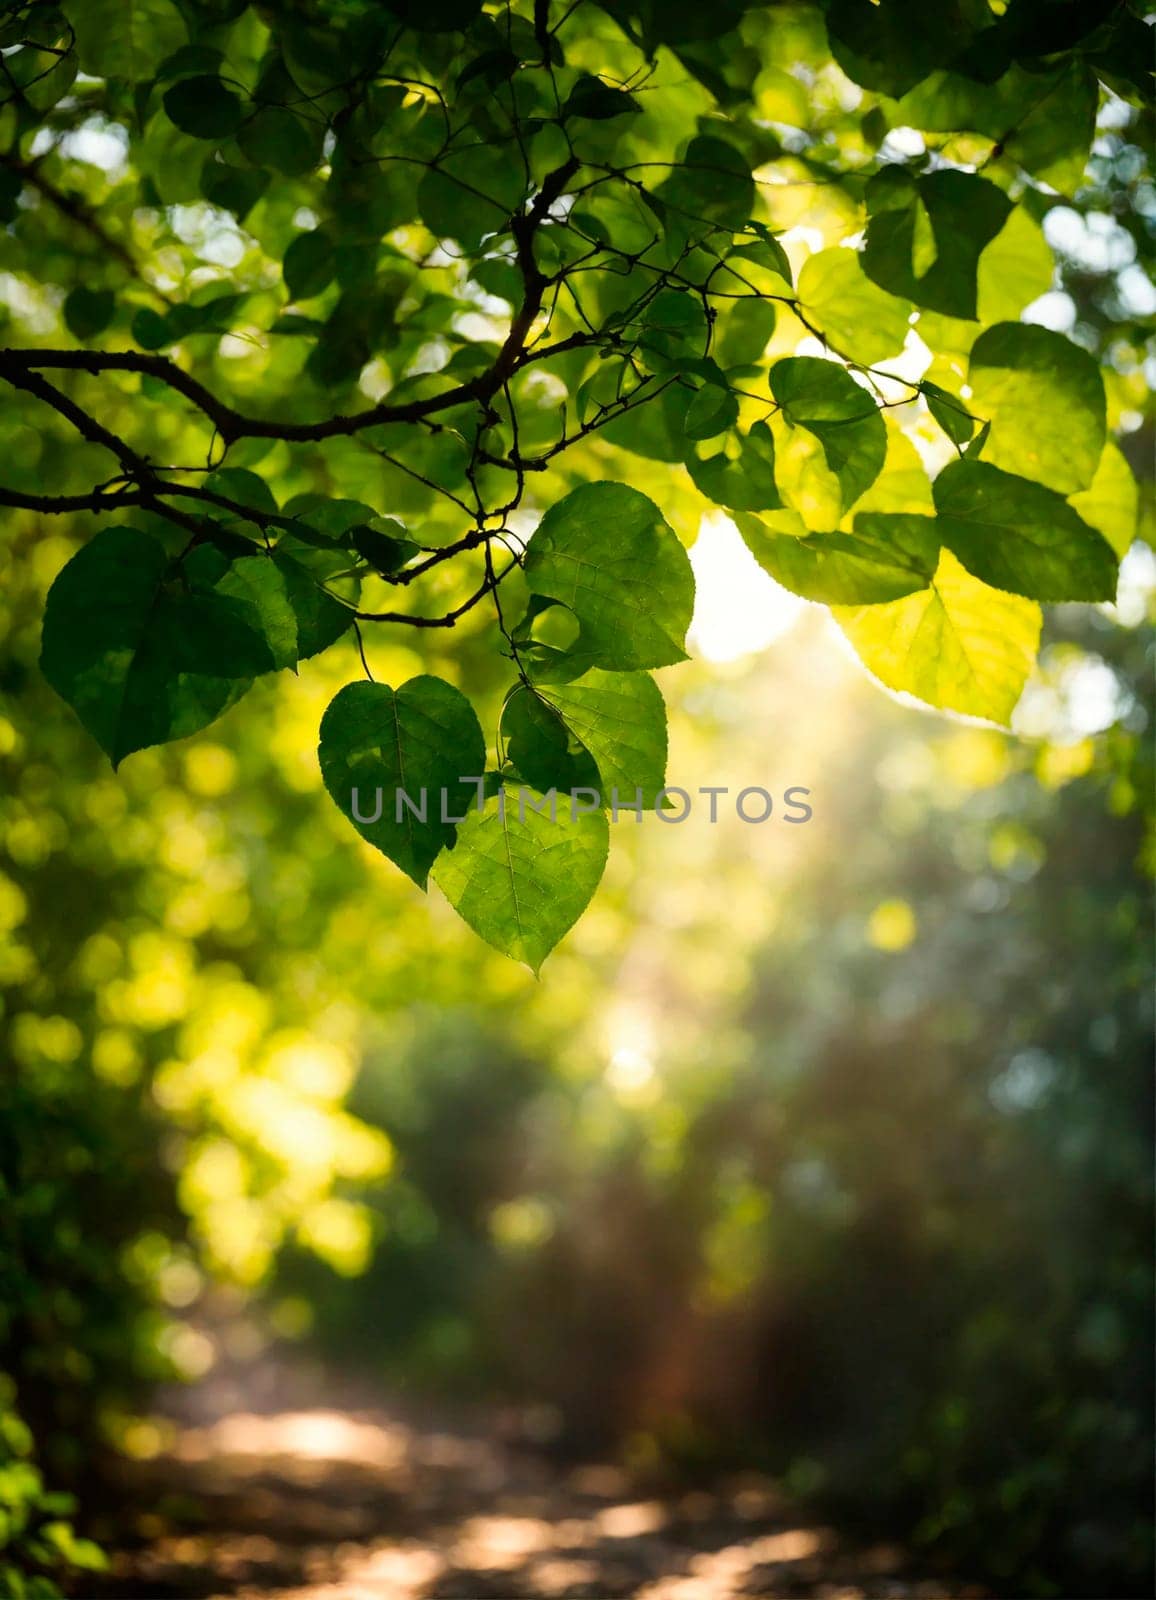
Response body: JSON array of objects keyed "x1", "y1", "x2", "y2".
[{"x1": 99, "y1": 1392, "x2": 985, "y2": 1600}]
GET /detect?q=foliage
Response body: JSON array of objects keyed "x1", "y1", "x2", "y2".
[
  {"x1": 0, "y1": 1380, "x2": 105, "y2": 1598},
  {"x1": 0, "y1": 0, "x2": 1149, "y2": 966}
]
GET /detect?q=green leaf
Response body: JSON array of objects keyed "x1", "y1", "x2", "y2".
[
  {"x1": 204, "y1": 467, "x2": 278, "y2": 518},
  {"x1": 432, "y1": 790, "x2": 610, "y2": 971},
  {"x1": 523, "y1": 482, "x2": 695, "y2": 671},
  {"x1": 272, "y1": 540, "x2": 359, "y2": 656},
  {"x1": 1069, "y1": 442, "x2": 1140, "y2": 559},
  {"x1": 131, "y1": 308, "x2": 172, "y2": 350},
  {"x1": 418, "y1": 146, "x2": 527, "y2": 250},
  {"x1": 965, "y1": 419, "x2": 990, "y2": 460},
  {"x1": 863, "y1": 168, "x2": 1013, "y2": 321},
  {"x1": 351, "y1": 520, "x2": 420, "y2": 576},
  {"x1": 283, "y1": 496, "x2": 378, "y2": 544},
  {"x1": 457, "y1": 49, "x2": 519, "y2": 91},
  {"x1": 683, "y1": 380, "x2": 738, "y2": 442},
  {"x1": 128, "y1": 292, "x2": 242, "y2": 351},
  {"x1": 656, "y1": 135, "x2": 754, "y2": 236},
  {"x1": 851, "y1": 426, "x2": 936, "y2": 518},
  {"x1": 563, "y1": 75, "x2": 641, "y2": 119},
  {"x1": 471, "y1": 257, "x2": 523, "y2": 304},
  {"x1": 283, "y1": 230, "x2": 337, "y2": 301},
  {"x1": 6, "y1": 36, "x2": 77, "y2": 112},
  {"x1": 834, "y1": 550, "x2": 1041, "y2": 725},
  {"x1": 932, "y1": 459, "x2": 1118, "y2": 603},
  {"x1": 163, "y1": 75, "x2": 245, "y2": 140},
  {"x1": 686, "y1": 421, "x2": 781, "y2": 513},
  {"x1": 237, "y1": 106, "x2": 322, "y2": 177},
  {"x1": 636, "y1": 290, "x2": 710, "y2": 373},
  {"x1": 967, "y1": 323, "x2": 1106, "y2": 495},
  {"x1": 201, "y1": 160, "x2": 269, "y2": 220},
  {"x1": 974, "y1": 206, "x2": 1054, "y2": 326},
  {"x1": 40, "y1": 527, "x2": 272, "y2": 765},
  {"x1": 60, "y1": 0, "x2": 186, "y2": 81},
  {"x1": 384, "y1": 0, "x2": 484, "y2": 31},
  {"x1": 770, "y1": 357, "x2": 886, "y2": 512},
  {"x1": 526, "y1": 668, "x2": 669, "y2": 807},
  {"x1": 714, "y1": 297, "x2": 776, "y2": 368},
  {"x1": 176, "y1": 291, "x2": 244, "y2": 336},
  {"x1": 502, "y1": 685, "x2": 599, "y2": 794},
  {"x1": 213, "y1": 555, "x2": 299, "y2": 670},
  {"x1": 270, "y1": 313, "x2": 326, "y2": 337},
  {"x1": 921, "y1": 380, "x2": 974, "y2": 447},
  {"x1": 897, "y1": 60, "x2": 1097, "y2": 193},
  {"x1": 598, "y1": 384, "x2": 694, "y2": 465},
  {"x1": 318, "y1": 677, "x2": 486, "y2": 888},
  {"x1": 737, "y1": 509, "x2": 940, "y2": 604},
  {"x1": 824, "y1": 0, "x2": 975, "y2": 96},
  {"x1": 201, "y1": 538, "x2": 356, "y2": 669},
  {"x1": 156, "y1": 44, "x2": 224, "y2": 82},
  {"x1": 63, "y1": 288, "x2": 115, "y2": 342},
  {"x1": 797, "y1": 247, "x2": 912, "y2": 363},
  {"x1": 723, "y1": 228, "x2": 794, "y2": 293},
  {"x1": 0, "y1": 168, "x2": 21, "y2": 225}
]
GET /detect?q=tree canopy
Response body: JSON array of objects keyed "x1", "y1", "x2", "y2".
[{"x1": 1, "y1": 0, "x2": 1150, "y2": 966}]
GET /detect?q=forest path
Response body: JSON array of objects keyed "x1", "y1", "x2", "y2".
[{"x1": 100, "y1": 1386, "x2": 986, "y2": 1600}]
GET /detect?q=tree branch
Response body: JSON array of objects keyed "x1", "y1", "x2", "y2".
[
  {"x1": 0, "y1": 486, "x2": 147, "y2": 514},
  {"x1": 0, "y1": 353, "x2": 153, "y2": 478},
  {"x1": 352, "y1": 553, "x2": 517, "y2": 627}
]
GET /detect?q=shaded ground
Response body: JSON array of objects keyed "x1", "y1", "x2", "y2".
[{"x1": 96, "y1": 1372, "x2": 986, "y2": 1600}]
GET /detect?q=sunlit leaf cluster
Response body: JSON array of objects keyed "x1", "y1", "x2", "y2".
[{"x1": 0, "y1": 0, "x2": 1149, "y2": 963}]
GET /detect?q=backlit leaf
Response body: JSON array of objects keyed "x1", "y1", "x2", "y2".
[
  {"x1": 1069, "y1": 442, "x2": 1140, "y2": 559},
  {"x1": 863, "y1": 169, "x2": 1013, "y2": 321},
  {"x1": 835, "y1": 550, "x2": 1042, "y2": 725},
  {"x1": 770, "y1": 357, "x2": 887, "y2": 513},
  {"x1": 898, "y1": 60, "x2": 1097, "y2": 193},
  {"x1": 932, "y1": 459, "x2": 1118, "y2": 602},
  {"x1": 41, "y1": 527, "x2": 271, "y2": 766},
  {"x1": 530, "y1": 669, "x2": 668, "y2": 808},
  {"x1": 686, "y1": 421, "x2": 781, "y2": 513},
  {"x1": 656, "y1": 135, "x2": 754, "y2": 237},
  {"x1": 824, "y1": 0, "x2": 975, "y2": 96},
  {"x1": 501, "y1": 686, "x2": 600, "y2": 794},
  {"x1": 318, "y1": 677, "x2": 486, "y2": 888},
  {"x1": 432, "y1": 791, "x2": 610, "y2": 972},
  {"x1": 798, "y1": 247, "x2": 913, "y2": 363},
  {"x1": 523, "y1": 482, "x2": 695, "y2": 671},
  {"x1": 737, "y1": 510, "x2": 940, "y2": 604},
  {"x1": 921, "y1": 380, "x2": 975, "y2": 447},
  {"x1": 967, "y1": 323, "x2": 1106, "y2": 494},
  {"x1": 60, "y1": 0, "x2": 186, "y2": 81}
]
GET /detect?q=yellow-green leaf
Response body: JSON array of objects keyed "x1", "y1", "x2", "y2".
[
  {"x1": 834, "y1": 550, "x2": 1041, "y2": 725},
  {"x1": 798, "y1": 247, "x2": 913, "y2": 364}
]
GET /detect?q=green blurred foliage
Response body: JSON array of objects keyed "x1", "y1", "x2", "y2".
[{"x1": 0, "y1": 1380, "x2": 106, "y2": 1598}]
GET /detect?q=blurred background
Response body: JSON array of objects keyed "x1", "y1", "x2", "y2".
[
  {"x1": 2, "y1": 504, "x2": 1153, "y2": 1597},
  {"x1": 1, "y1": 62, "x2": 1154, "y2": 1600}
]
